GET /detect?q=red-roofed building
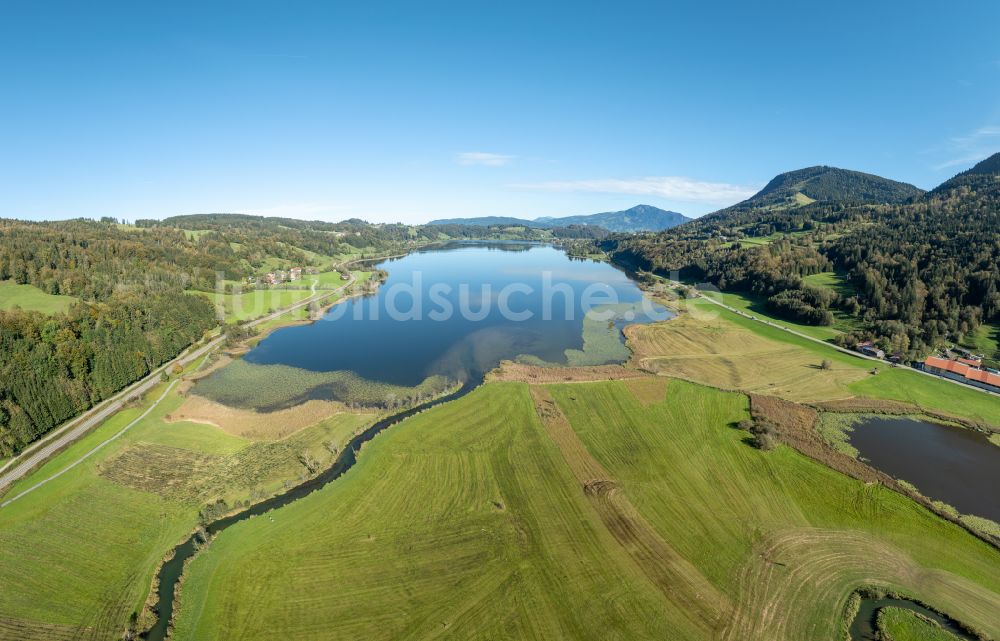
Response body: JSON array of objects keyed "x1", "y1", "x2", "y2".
[
  {"x1": 923, "y1": 356, "x2": 1000, "y2": 393},
  {"x1": 924, "y1": 356, "x2": 969, "y2": 375},
  {"x1": 965, "y1": 368, "x2": 1000, "y2": 389}
]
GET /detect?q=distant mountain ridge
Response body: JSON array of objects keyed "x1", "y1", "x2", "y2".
[{"x1": 428, "y1": 205, "x2": 691, "y2": 232}]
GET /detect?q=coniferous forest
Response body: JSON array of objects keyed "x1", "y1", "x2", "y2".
[{"x1": 0, "y1": 220, "x2": 225, "y2": 455}]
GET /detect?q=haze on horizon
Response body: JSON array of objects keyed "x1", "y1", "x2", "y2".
[{"x1": 1, "y1": 0, "x2": 998, "y2": 224}]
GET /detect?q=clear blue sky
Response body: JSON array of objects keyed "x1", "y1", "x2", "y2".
[{"x1": 2, "y1": 0, "x2": 998, "y2": 223}]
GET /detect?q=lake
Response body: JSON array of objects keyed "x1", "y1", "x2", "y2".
[
  {"x1": 153, "y1": 242, "x2": 671, "y2": 639},
  {"x1": 200, "y1": 242, "x2": 671, "y2": 409},
  {"x1": 849, "y1": 416, "x2": 1000, "y2": 523}
]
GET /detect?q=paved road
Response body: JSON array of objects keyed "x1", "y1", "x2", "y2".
[
  {"x1": 0, "y1": 271, "x2": 356, "y2": 495},
  {"x1": 1, "y1": 380, "x2": 180, "y2": 507}
]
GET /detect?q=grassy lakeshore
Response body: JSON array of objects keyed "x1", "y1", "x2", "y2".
[
  {"x1": 2, "y1": 255, "x2": 998, "y2": 640},
  {"x1": 629, "y1": 297, "x2": 1000, "y2": 426},
  {"x1": 186, "y1": 270, "x2": 355, "y2": 323},
  {"x1": 193, "y1": 360, "x2": 455, "y2": 411},
  {"x1": 245, "y1": 270, "x2": 370, "y2": 341},
  {"x1": 0, "y1": 358, "x2": 374, "y2": 641},
  {"x1": 171, "y1": 380, "x2": 1000, "y2": 641}
]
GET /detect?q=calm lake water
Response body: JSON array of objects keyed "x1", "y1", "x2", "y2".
[
  {"x1": 849, "y1": 416, "x2": 1000, "y2": 523},
  {"x1": 149, "y1": 242, "x2": 672, "y2": 640},
  {"x1": 244, "y1": 242, "x2": 670, "y2": 390}
]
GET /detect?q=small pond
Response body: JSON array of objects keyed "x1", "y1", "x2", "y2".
[{"x1": 849, "y1": 416, "x2": 1000, "y2": 523}]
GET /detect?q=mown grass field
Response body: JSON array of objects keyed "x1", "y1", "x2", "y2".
[
  {"x1": 632, "y1": 297, "x2": 1000, "y2": 426},
  {"x1": 0, "y1": 365, "x2": 373, "y2": 641},
  {"x1": 0, "y1": 281, "x2": 77, "y2": 314},
  {"x1": 171, "y1": 380, "x2": 1000, "y2": 641},
  {"x1": 629, "y1": 299, "x2": 867, "y2": 401}
]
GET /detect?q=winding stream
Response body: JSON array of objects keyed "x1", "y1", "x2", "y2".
[
  {"x1": 849, "y1": 596, "x2": 980, "y2": 641},
  {"x1": 145, "y1": 243, "x2": 667, "y2": 639},
  {"x1": 144, "y1": 382, "x2": 473, "y2": 641},
  {"x1": 146, "y1": 243, "x2": 997, "y2": 639}
]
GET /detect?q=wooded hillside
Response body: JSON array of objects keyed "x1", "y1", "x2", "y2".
[{"x1": 604, "y1": 155, "x2": 1000, "y2": 356}]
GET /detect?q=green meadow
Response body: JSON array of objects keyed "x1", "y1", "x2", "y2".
[
  {"x1": 312, "y1": 269, "x2": 350, "y2": 289},
  {"x1": 0, "y1": 365, "x2": 373, "y2": 641},
  {"x1": 187, "y1": 270, "x2": 353, "y2": 322},
  {"x1": 847, "y1": 367, "x2": 1000, "y2": 426},
  {"x1": 2, "y1": 266, "x2": 998, "y2": 641},
  {"x1": 683, "y1": 297, "x2": 1000, "y2": 425},
  {"x1": 0, "y1": 281, "x2": 76, "y2": 314},
  {"x1": 171, "y1": 380, "x2": 1000, "y2": 641},
  {"x1": 960, "y1": 322, "x2": 1000, "y2": 366},
  {"x1": 802, "y1": 270, "x2": 856, "y2": 298}
]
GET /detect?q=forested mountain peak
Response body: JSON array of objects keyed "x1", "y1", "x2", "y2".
[
  {"x1": 724, "y1": 165, "x2": 922, "y2": 213},
  {"x1": 965, "y1": 152, "x2": 1000, "y2": 176},
  {"x1": 931, "y1": 152, "x2": 1000, "y2": 195},
  {"x1": 601, "y1": 153, "x2": 999, "y2": 361}
]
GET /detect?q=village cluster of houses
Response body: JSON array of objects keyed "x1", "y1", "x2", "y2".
[
  {"x1": 246, "y1": 266, "x2": 318, "y2": 287},
  {"x1": 264, "y1": 267, "x2": 302, "y2": 285}
]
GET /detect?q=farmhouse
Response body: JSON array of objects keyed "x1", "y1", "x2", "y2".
[
  {"x1": 290, "y1": 267, "x2": 303, "y2": 281},
  {"x1": 923, "y1": 356, "x2": 1000, "y2": 393},
  {"x1": 856, "y1": 341, "x2": 885, "y2": 359}
]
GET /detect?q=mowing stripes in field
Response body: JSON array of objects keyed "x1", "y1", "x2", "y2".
[{"x1": 529, "y1": 386, "x2": 729, "y2": 633}]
